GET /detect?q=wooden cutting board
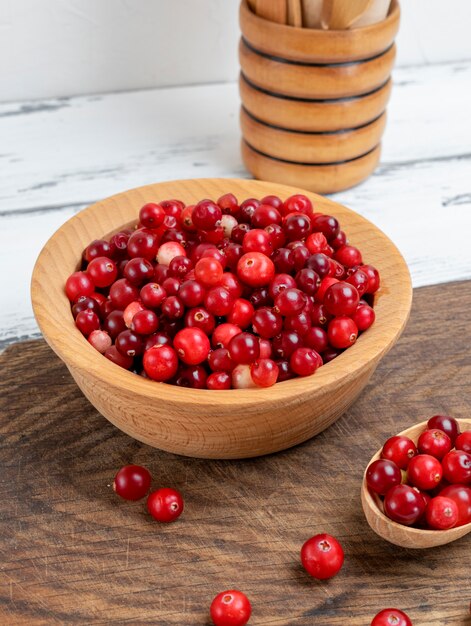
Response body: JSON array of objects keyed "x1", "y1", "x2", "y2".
[{"x1": 1, "y1": 281, "x2": 470, "y2": 625}]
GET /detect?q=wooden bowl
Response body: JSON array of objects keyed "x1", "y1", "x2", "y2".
[
  {"x1": 239, "y1": 74, "x2": 392, "y2": 132},
  {"x1": 239, "y1": 0, "x2": 400, "y2": 64},
  {"x1": 362, "y1": 419, "x2": 471, "y2": 549},
  {"x1": 239, "y1": 38, "x2": 396, "y2": 99},
  {"x1": 241, "y1": 141, "x2": 381, "y2": 194},
  {"x1": 240, "y1": 107, "x2": 386, "y2": 163},
  {"x1": 31, "y1": 178, "x2": 411, "y2": 459}
]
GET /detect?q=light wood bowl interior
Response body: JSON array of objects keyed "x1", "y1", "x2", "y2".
[
  {"x1": 241, "y1": 142, "x2": 382, "y2": 194},
  {"x1": 362, "y1": 419, "x2": 471, "y2": 549},
  {"x1": 239, "y1": 38, "x2": 396, "y2": 99},
  {"x1": 239, "y1": 0, "x2": 400, "y2": 63},
  {"x1": 31, "y1": 178, "x2": 411, "y2": 459},
  {"x1": 239, "y1": 74, "x2": 392, "y2": 133},
  {"x1": 240, "y1": 107, "x2": 386, "y2": 164}
]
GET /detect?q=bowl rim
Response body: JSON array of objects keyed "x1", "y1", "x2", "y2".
[
  {"x1": 362, "y1": 418, "x2": 471, "y2": 536},
  {"x1": 31, "y1": 178, "x2": 412, "y2": 408}
]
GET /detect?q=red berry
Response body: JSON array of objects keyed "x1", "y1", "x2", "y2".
[
  {"x1": 366, "y1": 459, "x2": 402, "y2": 496},
  {"x1": 128, "y1": 230, "x2": 159, "y2": 261},
  {"x1": 139, "y1": 202, "x2": 165, "y2": 228},
  {"x1": 65, "y1": 271, "x2": 95, "y2": 302},
  {"x1": 274, "y1": 288, "x2": 306, "y2": 316},
  {"x1": 123, "y1": 257, "x2": 154, "y2": 285},
  {"x1": 250, "y1": 358, "x2": 279, "y2": 387},
  {"x1": 324, "y1": 281, "x2": 359, "y2": 316},
  {"x1": 113, "y1": 465, "x2": 151, "y2": 500},
  {"x1": 334, "y1": 244, "x2": 362, "y2": 267},
  {"x1": 301, "y1": 533, "x2": 344, "y2": 580},
  {"x1": 104, "y1": 345, "x2": 134, "y2": 369},
  {"x1": 217, "y1": 192, "x2": 239, "y2": 214},
  {"x1": 384, "y1": 484, "x2": 426, "y2": 525},
  {"x1": 84, "y1": 238, "x2": 115, "y2": 263},
  {"x1": 290, "y1": 347, "x2": 321, "y2": 377},
  {"x1": 352, "y1": 303, "x2": 375, "y2": 331},
  {"x1": 207, "y1": 371, "x2": 232, "y2": 390},
  {"x1": 304, "y1": 326, "x2": 328, "y2": 353},
  {"x1": 75, "y1": 310, "x2": 100, "y2": 337},
  {"x1": 205, "y1": 286, "x2": 234, "y2": 316},
  {"x1": 174, "y1": 327, "x2": 210, "y2": 365},
  {"x1": 442, "y1": 450, "x2": 471, "y2": 484},
  {"x1": 311, "y1": 214, "x2": 339, "y2": 240},
  {"x1": 195, "y1": 257, "x2": 223, "y2": 288},
  {"x1": 110, "y1": 278, "x2": 139, "y2": 309},
  {"x1": 456, "y1": 431, "x2": 471, "y2": 453},
  {"x1": 147, "y1": 488, "x2": 183, "y2": 522},
  {"x1": 407, "y1": 454, "x2": 442, "y2": 491},
  {"x1": 440, "y1": 484, "x2": 471, "y2": 526},
  {"x1": 131, "y1": 309, "x2": 159, "y2": 335},
  {"x1": 283, "y1": 194, "x2": 313, "y2": 216},
  {"x1": 252, "y1": 203, "x2": 282, "y2": 227},
  {"x1": 237, "y1": 252, "x2": 275, "y2": 287},
  {"x1": 359, "y1": 264, "x2": 380, "y2": 293},
  {"x1": 381, "y1": 436, "x2": 417, "y2": 470},
  {"x1": 284, "y1": 213, "x2": 311, "y2": 241},
  {"x1": 417, "y1": 429, "x2": 452, "y2": 460},
  {"x1": 328, "y1": 317, "x2": 358, "y2": 349},
  {"x1": 143, "y1": 345, "x2": 178, "y2": 381},
  {"x1": 116, "y1": 329, "x2": 144, "y2": 358},
  {"x1": 316, "y1": 276, "x2": 339, "y2": 302},
  {"x1": 210, "y1": 590, "x2": 252, "y2": 626},
  {"x1": 227, "y1": 298, "x2": 254, "y2": 328},
  {"x1": 252, "y1": 307, "x2": 282, "y2": 339},
  {"x1": 157, "y1": 241, "x2": 186, "y2": 266},
  {"x1": 426, "y1": 496, "x2": 458, "y2": 530},
  {"x1": 192, "y1": 199, "x2": 222, "y2": 231},
  {"x1": 88, "y1": 329, "x2": 112, "y2": 353},
  {"x1": 427, "y1": 415, "x2": 461, "y2": 445},
  {"x1": 228, "y1": 332, "x2": 260, "y2": 365},
  {"x1": 242, "y1": 228, "x2": 272, "y2": 255},
  {"x1": 185, "y1": 307, "x2": 216, "y2": 335},
  {"x1": 371, "y1": 609, "x2": 412, "y2": 626},
  {"x1": 212, "y1": 323, "x2": 242, "y2": 348},
  {"x1": 346, "y1": 269, "x2": 369, "y2": 296}
]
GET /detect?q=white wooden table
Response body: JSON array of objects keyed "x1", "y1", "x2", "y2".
[{"x1": 1, "y1": 60, "x2": 470, "y2": 349}]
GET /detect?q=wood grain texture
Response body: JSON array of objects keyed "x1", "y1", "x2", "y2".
[
  {"x1": 254, "y1": 0, "x2": 287, "y2": 24},
  {"x1": 239, "y1": 74, "x2": 392, "y2": 132},
  {"x1": 240, "y1": 107, "x2": 386, "y2": 163},
  {"x1": 239, "y1": 38, "x2": 397, "y2": 99},
  {"x1": 320, "y1": 0, "x2": 373, "y2": 30},
  {"x1": 241, "y1": 141, "x2": 382, "y2": 193},
  {"x1": 30, "y1": 179, "x2": 411, "y2": 459},
  {"x1": 362, "y1": 419, "x2": 471, "y2": 549},
  {"x1": 287, "y1": 0, "x2": 303, "y2": 27},
  {"x1": 1, "y1": 280, "x2": 471, "y2": 625},
  {"x1": 240, "y1": 0, "x2": 400, "y2": 63}
]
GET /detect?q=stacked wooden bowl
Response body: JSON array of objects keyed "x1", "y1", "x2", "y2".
[{"x1": 239, "y1": 0, "x2": 400, "y2": 193}]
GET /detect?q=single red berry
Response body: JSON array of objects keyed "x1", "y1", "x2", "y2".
[
  {"x1": 306, "y1": 253, "x2": 331, "y2": 278},
  {"x1": 324, "y1": 281, "x2": 359, "y2": 316},
  {"x1": 426, "y1": 496, "x2": 458, "y2": 530},
  {"x1": 334, "y1": 244, "x2": 362, "y2": 268},
  {"x1": 252, "y1": 307, "x2": 283, "y2": 339},
  {"x1": 442, "y1": 450, "x2": 471, "y2": 484},
  {"x1": 352, "y1": 303, "x2": 375, "y2": 331},
  {"x1": 205, "y1": 286, "x2": 234, "y2": 316},
  {"x1": 315, "y1": 277, "x2": 339, "y2": 302},
  {"x1": 127, "y1": 229, "x2": 159, "y2": 261},
  {"x1": 358, "y1": 264, "x2": 380, "y2": 293},
  {"x1": 185, "y1": 307, "x2": 216, "y2": 335},
  {"x1": 113, "y1": 465, "x2": 152, "y2": 500},
  {"x1": 306, "y1": 231, "x2": 329, "y2": 255},
  {"x1": 250, "y1": 358, "x2": 279, "y2": 387},
  {"x1": 75, "y1": 310, "x2": 100, "y2": 337},
  {"x1": 252, "y1": 203, "x2": 282, "y2": 228},
  {"x1": 228, "y1": 332, "x2": 260, "y2": 365},
  {"x1": 381, "y1": 436, "x2": 417, "y2": 470},
  {"x1": 84, "y1": 238, "x2": 116, "y2": 263},
  {"x1": 283, "y1": 194, "x2": 313, "y2": 216},
  {"x1": 156, "y1": 241, "x2": 186, "y2": 266},
  {"x1": 195, "y1": 257, "x2": 224, "y2": 288},
  {"x1": 407, "y1": 454, "x2": 442, "y2": 491},
  {"x1": 212, "y1": 323, "x2": 242, "y2": 349},
  {"x1": 104, "y1": 345, "x2": 134, "y2": 369},
  {"x1": 440, "y1": 484, "x2": 471, "y2": 526},
  {"x1": 143, "y1": 345, "x2": 179, "y2": 381},
  {"x1": 192, "y1": 199, "x2": 222, "y2": 231},
  {"x1": 65, "y1": 271, "x2": 95, "y2": 302},
  {"x1": 290, "y1": 347, "x2": 321, "y2": 377},
  {"x1": 242, "y1": 228, "x2": 273, "y2": 255},
  {"x1": 384, "y1": 484, "x2": 426, "y2": 525},
  {"x1": 207, "y1": 371, "x2": 232, "y2": 390},
  {"x1": 260, "y1": 194, "x2": 283, "y2": 209},
  {"x1": 161, "y1": 295, "x2": 184, "y2": 320},
  {"x1": 328, "y1": 317, "x2": 358, "y2": 349},
  {"x1": 110, "y1": 278, "x2": 140, "y2": 309},
  {"x1": 139, "y1": 202, "x2": 165, "y2": 228},
  {"x1": 72, "y1": 295, "x2": 101, "y2": 320},
  {"x1": 456, "y1": 431, "x2": 471, "y2": 453},
  {"x1": 366, "y1": 459, "x2": 402, "y2": 496},
  {"x1": 217, "y1": 192, "x2": 239, "y2": 215},
  {"x1": 427, "y1": 415, "x2": 461, "y2": 445},
  {"x1": 123, "y1": 257, "x2": 154, "y2": 285},
  {"x1": 370, "y1": 609, "x2": 412, "y2": 626},
  {"x1": 131, "y1": 309, "x2": 159, "y2": 335},
  {"x1": 346, "y1": 269, "x2": 369, "y2": 296},
  {"x1": 274, "y1": 288, "x2": 306, "y2": 316},
  {"x1": 88, "y1": 329, "x2": 112, "y2": 353},
  {"x1": 284, "y1": 213, "x2": 312, "y2": 241},
  {"x1": 147, "y1": 488, "x2": 183, "y2": 522},
  {"x1": 310, "y1": 213, "x2": 339, "y2": 240},
  {"x1": 237, "y1": 252, "x2": 275, "y2": 287},
  {"x1": 227, "y1": 298, "x2": 254, "y2": 328},
  {"x1": 304, "y1": 326, "x2": 328, "y2": 353},
  {"x1": 301, "y1": 533, "x2": 344, "y2": 580},
  {"x1": 417, "y1": 429, "x2": 452, "y2": 460},
  {"x1": 174, "y1": 327, "x2": 211, "y2": 365},
  {"x1": 210, "y1": 590, "x2": 252, "y2": 626},
  {"x1": 116, "y1": 329, "x2": 144, "y2": 358}
]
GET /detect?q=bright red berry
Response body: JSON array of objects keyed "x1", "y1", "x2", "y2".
[
  {"x1": 301, "y1": 533, "x2": 344, "y2": 580},
  {"x1": 143, "y1": 345, "x2": 178, "y2": 381},
  {"x1": 440, "y1": 484, "x2": 471, "y2": 526},
  {"x1": 456, "y1": 431, "x2": 471, "y2": 453},
  {"x1": 366, "y1": 459, "x2": 402, "y2": 496},
  {"x1": 381, "y1": 436, "x2": 417, "y2": 470},
  {"x1": 417, "y1": 429, "x2": 452, "y2": 460},
  {"x1": 113, "y1": 465, "x2": 152, "y2": 500},
  {"x1": 442, "y1": 450, "x2": 471, "y2": 484},
  {"x1": 174, "y1": 327, "x2": 211, "y2": 365},
  {"x1": 371, "y1": 609, "x2": 412, "y2": 626},
  {"x1": 427, "y1": 415, "x2": 461, "y2": 445},
  {"x1": 426, "y1": 496, "x2": 459, "y2": 530},
  {"x1": 210, "y1": 590, "x2": 252, "y2": 626},
  {"x1": 147, "y1": 488, "x2": 183, "y2": 522},
  {"x1": 237, "y1": 252, "x2": 275, "y2": 287},
  {"x1": 407, "y1": 454, "x2": 443, "y2": 491},
  {"x1": 328, "y1": 317, "x2": 358, "y2": 349},
  {"x1": 384, "y1": 484, "x2": 426, "y2": 526}
]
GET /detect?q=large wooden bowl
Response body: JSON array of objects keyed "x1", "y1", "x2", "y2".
[
  {"x1": 240, "y1": 107, "x2": 386, "y2": 163},
  {"x1": 31, "y1": 179, "x2": 412, "y2": 459},
  {"x1": 239, "y1": 38, "x2": 396, "y2": 99},
  {"x1": 362, "y1": 419, "x2": 471, "y2": 549},
  {"x1": 239, "y1": 74, "x2": 392, "y2": 133},
  {"x1": 239, "y1": 0, "x2": 400, "y2": 64}
]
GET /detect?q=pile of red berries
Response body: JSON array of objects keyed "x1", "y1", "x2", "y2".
[
  {"x1": 366, "y1": 416, "x2": 471, "y2": 529},
  {"x1": 65, "y1": 193, "x2": 379, "y2": 389}
]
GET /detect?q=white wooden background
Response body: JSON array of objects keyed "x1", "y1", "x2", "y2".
[
  {"x1": 1, "y1": 0, "x2": 471, "y2": 102},
  {"x1": 1, "y1": 60, "x2": 471, "y2": 348}
]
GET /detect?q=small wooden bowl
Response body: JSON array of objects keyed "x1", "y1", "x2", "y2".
[
  {"x1": 31, "y1": 178, "x2": 411, "y2": 459},
  {"x1": 239, "y1": 0, "x2": 400, "y2": 64},
  {"x1": 362, "y1": 419, "x2": 471, "y2": 549},
  {"x1": 240, "y1": 107, "x2": 386, "y2": 164},
  {"x1": 239, "y1": 74, "x2": 392, "y2": 132},
  {"x1": 241, "y1": 141, "x2": 381, "y2": 194},
  {"x1": 239, "y1": 38, "x2": 396, "y2": 99}
]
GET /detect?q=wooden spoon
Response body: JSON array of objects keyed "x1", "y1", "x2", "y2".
[
  {"x1": 362, "y1": 419, "x2": 471, "y2": 549},
  {"x1": 321, "y1": 0, "x2": 373, "y2": 29},
  {"x1": 255, "y1": 0, "x2": 287, "y2": 24},
  {"x1": 287, "y1": 0, "x2": 303, "y2": 27}
]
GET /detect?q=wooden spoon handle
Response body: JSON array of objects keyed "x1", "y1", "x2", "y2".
[
  {"x1": 255, "y1": 0, "x2": 288, "y2": 23},
  {"x1": 287, "y1": 0, "x2": 303, "y2": 27},
  {"x1": 301, "y1": 0, "x2": 323, "y2": 27}
]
